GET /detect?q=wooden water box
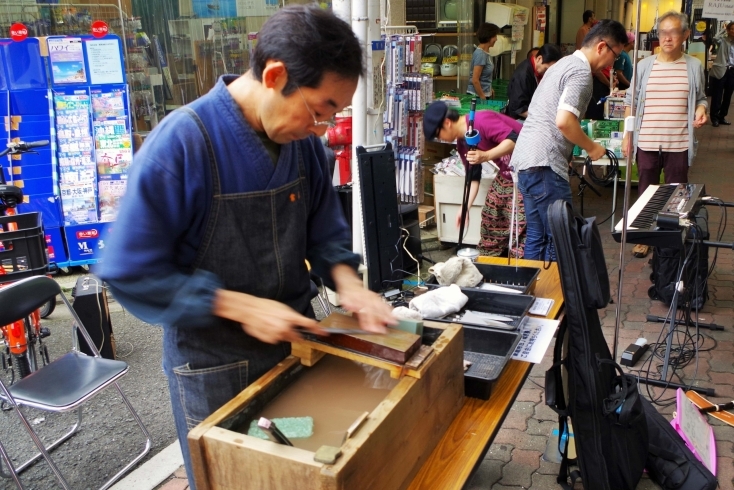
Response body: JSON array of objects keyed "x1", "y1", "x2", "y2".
[{"x1": 188, "y1": 321, "x2": 464, "y2": 490}]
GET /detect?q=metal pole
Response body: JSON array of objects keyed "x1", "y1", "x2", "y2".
[
  {"x1": 612, "y1": 0, "x2": 642, "y2": 361},
  {"x1": 351, "y1": 0, "x2": 369, "y2": 260}
]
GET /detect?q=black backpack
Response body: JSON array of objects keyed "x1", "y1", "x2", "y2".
[
  {"x1": 649, "y1": 208, "x2": 709, "y2": 310},
  {"x1": 545, "y1": 200, "x2": 648, "y2": 490}
]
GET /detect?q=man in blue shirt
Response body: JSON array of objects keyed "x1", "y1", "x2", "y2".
[{"x1": 97, "y1": 6, "x2": 393, "y2": 488}]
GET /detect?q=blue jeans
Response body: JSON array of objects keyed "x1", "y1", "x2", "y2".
[
  {"x1": 517, "y1": 166, "x2": 572, "y2": 261},
  {"x1": 163, "y1": 325, "x2": 290, "y2": 489}
]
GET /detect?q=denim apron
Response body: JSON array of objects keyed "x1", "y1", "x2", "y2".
[{"x1": 164, "y1": 108, "x2": 313, "y2": 487}]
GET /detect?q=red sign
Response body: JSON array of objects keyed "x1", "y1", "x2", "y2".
[
  {"x1": 91, "y1": 20, "x2": 109, "y2": 38},
  {"x1": 10, "y1": 23, "x2": 28, "y2": 42},
  {"x1": 76, "y1": 229, "x2": 99, "y2": 239}
]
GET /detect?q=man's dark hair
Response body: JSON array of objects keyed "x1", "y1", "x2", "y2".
[
  {"x1": 537, "y1": 44, "x2": 562, "y2": 63},
  {"x1": 446, "y1": 108, "x2": 461, "y2": 122},
  {"x1": 583, "y1": 10, "x2": 594, "y2": 24},
  {"x1": 477, "y1": 23, "x2": 501, "y2": 43},
  {"x1": 252, "y1": 5, "x2": 364, "y2": 95},
  {"x1": 527, "y1": 47, "x2": 540, "y2": 60},
  {"x1": 582, "y1": 19, "x2": 628, "y2": 49}
]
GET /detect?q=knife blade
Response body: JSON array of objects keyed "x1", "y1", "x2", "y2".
[{"x1": 297, "y1": 327, "x2": 383, "y2": 336}]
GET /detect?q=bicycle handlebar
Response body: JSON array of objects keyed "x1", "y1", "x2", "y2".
[
  {"x1": 24, "y1": 140, "x2": 50, "y2": 149},
  {"x1": 0, "y1": 140, "x2": 50, "y2": 158}
]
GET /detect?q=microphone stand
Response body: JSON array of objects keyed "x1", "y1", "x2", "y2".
[{"x1": 457, "y1": 98, "x2": 481, "y2": 251}]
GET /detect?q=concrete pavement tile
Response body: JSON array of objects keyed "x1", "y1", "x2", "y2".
[
  {"x1": 173, "y1": 467, "x2": 187, "y2": 479},
  {"x1": 465, "y1": 459, "x2": 503, "y2": 490},
  {"x1": 527, "y1": 419, "x2": 556, "y2": 437},
  {"x1": 715, "y1": 439, "x2": 734, "y2": 456},
  {"x1": 501, "y1": 402, "x2": 536, "y2": 431},
  {"x1": 717, "y1": 456, "x2": 734, "y2": 489},
  {"x1": 511, "y1": 449, "x2": 542, "y2": 467},
  {"x1": 516, "y1": 386, "x2": 542, "y2": 403},
  {"x1": 498, "y1": 451, "x2": 539, "y2": 488},
  {"x1": 158, "y1": 479, "x2": 189, "y2": 490},
  {"x1": 530, "y1": 472, "x2": 567, "y2": 489},
  {"x1": 707, "y1": 356, "x2": 733, "y2": 373},
  {"x1": 486, "y1": 443, "x2": 514, "y2": 463},
  {"x1": 711, "y1": 340, "x2": 734, "y2": 351},
  {"x1": 537, "y1": 457, "x2": 561, "y2": 475},
  {"x1": 533, "y1": 402, "x2": 558, "y2": 422},
  {"x1": 493, "y1": 428, "x2": 549, "y2": 452}
]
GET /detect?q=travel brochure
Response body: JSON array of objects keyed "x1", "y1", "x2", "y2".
[
  {"x1": 54, "y1": 92, "x2": 98, "y2": 225},
  {"x1": 48, "y1": 37, "x2": 87, "y2": 85},
  {"x1": 53, "y1": 86, "x2": 131, "y2": 225},
  {"x1": 92, "y1": 91, "x2": 132, "y2": 177}
]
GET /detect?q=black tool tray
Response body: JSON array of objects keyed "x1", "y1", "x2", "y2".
[
  {"x1": 426, "y1": 262, "x2": 541, "y2": 295},
  {"x1": 421, "y1": 285, "x2": 535, "y2": 331},
  {"x1": 423, "y1": 324, "x2": 521, "y2": 400}
]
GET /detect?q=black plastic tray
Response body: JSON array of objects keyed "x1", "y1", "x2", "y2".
[
  {"x1": 421, "y1": 285, "x2": 535, "y2": 331},
  {"x1": 422, "y1": 324, "x2": 521, "y2": 400},
  {"x1": 426, "y1": 262, "x2": 541, "y2": 295},
  {"x1": 463, "y1": 326, "x2": 521, "y2": 399}
]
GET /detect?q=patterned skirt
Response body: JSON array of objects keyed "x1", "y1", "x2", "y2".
[{"x1": 477, "y1": 174, "x2": 527, "y2": 258}]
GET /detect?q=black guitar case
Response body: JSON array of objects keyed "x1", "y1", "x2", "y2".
[{"x1": 545, "y1": 200, "x2": 648, "y2": 490}]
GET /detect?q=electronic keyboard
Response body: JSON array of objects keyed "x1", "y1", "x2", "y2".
[{"x1": 612, "y1": 183, "x2": 705, "y2": 248}]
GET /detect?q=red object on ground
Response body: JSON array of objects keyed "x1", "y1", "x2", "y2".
[{"x1": 10, "y1": 23, "x2": 28, "y2": 42}]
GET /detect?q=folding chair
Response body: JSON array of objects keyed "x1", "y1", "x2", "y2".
[{"x1": 0, "y1": 276, "x2": 151, "y2": 490}]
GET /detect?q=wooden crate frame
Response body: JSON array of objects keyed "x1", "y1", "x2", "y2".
[{"x1": 188, "y1": 323, "x2": 464, "y2": 490}]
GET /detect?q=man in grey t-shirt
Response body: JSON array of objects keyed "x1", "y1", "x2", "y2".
[{"x1": 510, "y1": 19, "x2": 627, "y2": 260}]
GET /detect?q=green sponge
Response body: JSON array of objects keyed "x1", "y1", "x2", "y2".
[
  {"x1": 247, "y1": 417, "x2": 314, "y2": 440},
  {"x1": 396, "y1": 318, "x2": 424, "y2": 336}
]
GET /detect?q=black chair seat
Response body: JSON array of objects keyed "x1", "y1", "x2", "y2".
[
  {"x1": 0, "y1": 276, "x2": 60, "y2": 326},
  {"x1": 6, "y1": 352, "x2": 128, "y2": 410}
]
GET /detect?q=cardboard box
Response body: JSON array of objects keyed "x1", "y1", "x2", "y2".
[{"x1": 418, "y1": 205, "x2": 435, "y2": 227}]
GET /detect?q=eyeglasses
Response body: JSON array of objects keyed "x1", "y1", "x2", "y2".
[
  {"x1": 658, "y1": 29, "x2": 685, "y2": 39},
  {"x1": 297, "y1": 86, "x2": 336, "y2": 129},
  {"x1": 603, "y1": 41, "x2": 621, "y2": 61}
]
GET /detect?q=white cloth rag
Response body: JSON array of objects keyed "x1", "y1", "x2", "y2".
[
  {"x1": 429, "y1": 256, "x2": 483, "y2": 288},
  {"x1": 409, "y1": 284, "x2": 469, "y2": 319},
  {"x1": 391, "y1": 306, "x2": 423, "y2": 321}
]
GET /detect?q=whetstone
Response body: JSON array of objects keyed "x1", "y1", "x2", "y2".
[{"x1": 318, "y1": 313, "x2": 422, "y2": 364}]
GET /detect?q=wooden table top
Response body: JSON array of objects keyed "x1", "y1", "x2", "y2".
[{"x1": 408, "y1": 257, "x2": 564, "y2": 490}]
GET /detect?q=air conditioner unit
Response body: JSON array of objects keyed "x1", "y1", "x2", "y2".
[{"x1": 485, "y1": 3, "x2": 529, "y2": 28}]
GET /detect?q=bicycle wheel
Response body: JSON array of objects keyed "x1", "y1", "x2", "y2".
[
  {"x1": 12, "y1": 353, "x2": 31, "y2": 379},
  {"x1": 39, "y1": 299, "x2": 56, "y2": 318}
]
